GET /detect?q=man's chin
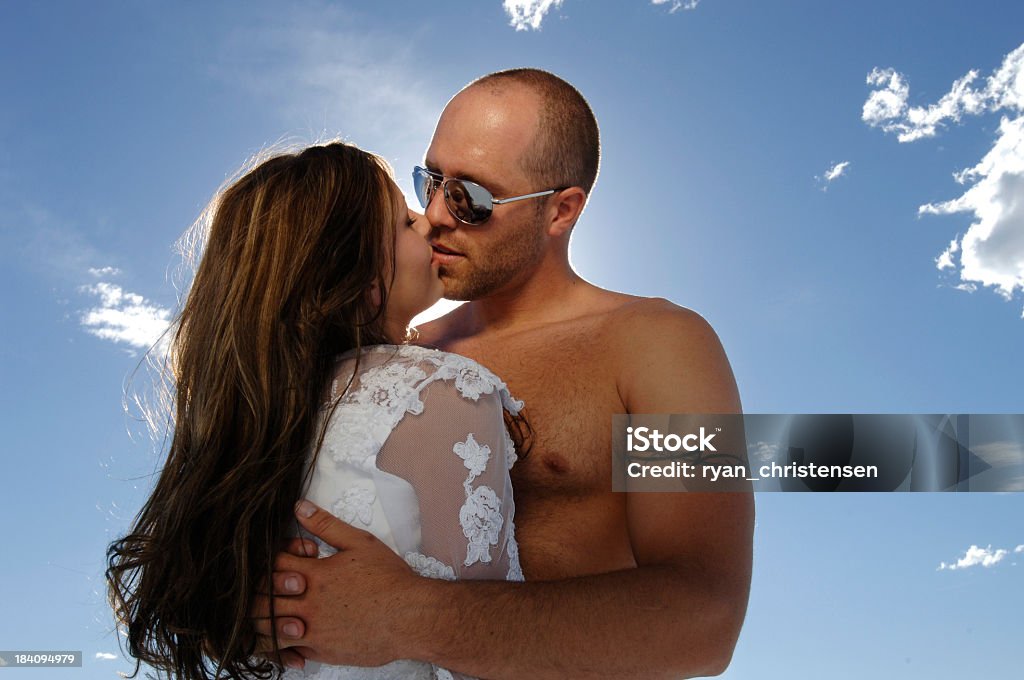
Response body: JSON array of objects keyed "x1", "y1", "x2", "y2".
[{"x1": 438, "y1": 272, "x2": 475, "y2": 302}]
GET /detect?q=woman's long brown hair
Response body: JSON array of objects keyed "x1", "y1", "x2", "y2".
[{"x1": 106, "y1": 142, "x2": 400, "y2": 679}]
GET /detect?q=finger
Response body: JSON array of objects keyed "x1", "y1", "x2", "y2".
[
  {"x1": 251, "y1": 616, "x2": 305, "y2": 642},
  {"x1": 273, "y1": 549, "x2": 318, "y2": 573},
  {"x1": 253, "y1": 636, "x2": 307, "y2": 670},
  {"x1": 294, "y1": 499, "x2": 375, "y2": 550},
  {"x1": 254, "y1": 633, "x2": 291, "y2": 656},
  {"x1": 278, "y1": 648, "x2": 306, "y2": 670},
  {"x1": 272, "y1": 571, "x2": 306, "y2": 596},
  {"x1": 283, "y1": 537, "x2": 320, "y2": 557},
  {"x1": 250, "y1": 592, "x2": 302, "y2": 619},
  {"x1": 253, "y1": 570, "x2": 306, "y2": 596}
]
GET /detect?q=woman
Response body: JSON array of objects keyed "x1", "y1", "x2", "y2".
[{"x1": 106, "y1": 142, "x2": 524, "y2": 680}]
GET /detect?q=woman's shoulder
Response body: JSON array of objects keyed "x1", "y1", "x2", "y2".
[{"x1": 334, "y1": 344, "x2": 522, "y2": 414}]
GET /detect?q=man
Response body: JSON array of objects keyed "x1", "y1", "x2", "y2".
[{"x1": 252, "y1": 68, "x2": 753, "y2": 679}]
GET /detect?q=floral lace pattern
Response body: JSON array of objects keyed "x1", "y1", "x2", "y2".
[
  {"x1": 321, "y1": 346, "x2": 522, "y2": 472},
  {"x1": 460, "y1": 485, "x2": 503, "y2": 566},
  {"x1": 404, "y1": 552, "x2": 457, "y2": 581},
  {"x1": 454, "y1": 434, "x2": 491, "y2": 485},
  {"x1": 505, "y1": 519, "x2": 524, "y2": 581},
  {"x1": 332, "y1": 485, "x2": 376, "y2": 526},
  {"x1": 295, "y1": 345, "x2": 522, "y2": 680}
]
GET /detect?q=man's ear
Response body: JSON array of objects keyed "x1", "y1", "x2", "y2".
[{"x1": 547, "y1": 187, "x2": 587, "y2": 238}]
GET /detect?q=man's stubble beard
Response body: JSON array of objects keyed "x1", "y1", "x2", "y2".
[{"x1": 439, "y1": 215, "x2": 547, "y2": 302}]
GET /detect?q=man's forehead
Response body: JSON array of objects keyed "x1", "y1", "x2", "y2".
[
  {"x1": 424, "y1": 86, "x2": 539, "y2": 189},
  {"x1": 423, "y1": 140, "x2": 500, "y2": 189}
]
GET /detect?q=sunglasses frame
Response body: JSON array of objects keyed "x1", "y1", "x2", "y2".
[{"x1": 413, "y1": 166, "x2": 562, "y2": 225}]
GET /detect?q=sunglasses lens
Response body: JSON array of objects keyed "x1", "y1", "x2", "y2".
[
  {"x1": 446, "y1": 179, "x2": 493, "y2": 224},
  {"x1": 412, "y1": 168, "x2": 433, "y2": 209}
]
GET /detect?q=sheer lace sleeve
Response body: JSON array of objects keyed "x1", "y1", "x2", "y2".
[
  {"x1": 375, "y1": 377, "x2": 523, "y2": 582},
  {"x1": 287, "y1": 346, "x2": 521, "y2": 679}
]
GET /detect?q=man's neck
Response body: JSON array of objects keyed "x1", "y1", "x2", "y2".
[{"x1": 460, "y1": 255, "x2": 591, "y2": 335}]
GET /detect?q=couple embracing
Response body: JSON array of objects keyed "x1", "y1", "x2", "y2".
[{"x1": 107, "y1": 68, "x2": 753, "y2": 680}]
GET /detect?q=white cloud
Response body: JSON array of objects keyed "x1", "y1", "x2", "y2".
[
  {"x1": 502, "y1": 1, "x2": 698, "y2": 31},
  {"x1": 1016, "y1": 545, "x2": 1024, "y2": 553},
  {"x1": 95, "y1": 652, "x2": 118, "y2": 661},
  {"x1": 652, "y1": 0, "x2": 700, "y2": 13},
  {"x1": 80, "y1": 282, "x2": 172, "y2": 351},
  {"x1": 503, "y1": 0, "x2": 564, "y2": 31},
  {"x1": 863, "y1": 69, "x2": 910, "y2": 130},
  {"x1": 747, "y1": 441, "x2": 780, "y2": 462},
  {"x1": 863, "y1": 67, "x2": 988, "y2": 143},
  {"x1": 918, "y1": 115, "x2": 1024, "y2": 306},
  {"x1": 816, "y1": 161, "x2": 851, "y2": 190},
  {"x1": 824, "y1": 161, "x2": 851, "y2": 182},
  {"x1": 935, "y1": 237, "x2": 959, "y2": 270},
  {"x1": 938, "y1": 544, "x2": 1012, "y2": 570},
  {"x1": 864, "y1": 43, "x2": 1024, "y2": 316},
  {"x1": 88, "y1": 266, "x2": 121, "y2": 277}
]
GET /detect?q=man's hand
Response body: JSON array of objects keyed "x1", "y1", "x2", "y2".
[
  {"x1": 250, "y1": 536, "x2": 317, "y2": 671},
  {"x1": 250, "y1": 500, "x2": 427, "y2": 668}
]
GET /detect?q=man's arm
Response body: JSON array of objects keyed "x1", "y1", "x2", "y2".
[{"x1": 253, "y1": 304, "x2": 753, "y2": 679}]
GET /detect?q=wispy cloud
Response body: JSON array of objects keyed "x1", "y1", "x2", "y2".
[
  {"x1": 4, "y1": 205, "x2": 105, "y2": 284},
  {"x1": 79, "y1": 282, "x2": 172, "y2": 352},
  {"x1": 863, "y1": 42, "x2": 1024, "y2": 317},
  {"x1": 652, "y1": 0, "x2": 700, "y2": 13},
  {"x1": 88, "y1": 266, "x2": 121, "y2": 277},
  {"x1": 503, "y1": 0, "x2": 564, "y2": 31},
  {"x1": 816, "y1": 161, "x2": 851, "y2": 190},
  {"x1": 938, "y1": 543, "x2": 1017, "y2": 571},
  {"x1": 95, "y1": 652, "x2": 118, "y2": 661},
  {"x1": 971, "y1": 441, "x2": 1024, "y2": 468},
  {"x1": 214, "y1": 5, "x2": 443, "y2": 160}
]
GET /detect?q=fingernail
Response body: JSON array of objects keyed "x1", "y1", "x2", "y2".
[
  {"x1": 284, "y1": 576, "x2": 300, "y2": 593},
  {"x1": 295, "y1": 500, "x2": 316, "y2": 518},
  {"x1": 283, "y1": 622, "x2": 300, "y2": 637}
]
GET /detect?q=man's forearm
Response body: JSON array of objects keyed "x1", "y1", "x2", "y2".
[{"x1": 400, "y1": 564, "x2": 748, "y2": 680}]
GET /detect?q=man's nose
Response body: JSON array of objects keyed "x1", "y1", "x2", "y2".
[{"x1": 425, "y1": 184, "x2": 458, "y2": 231}]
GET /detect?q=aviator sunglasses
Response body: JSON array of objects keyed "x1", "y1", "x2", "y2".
[{"x1": 413, "y1": 166, "x2": 563, "y2": 225}]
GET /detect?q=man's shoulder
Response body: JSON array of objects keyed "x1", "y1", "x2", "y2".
[
  {"x1": 604, "y1": 296, "x2": 717, "y2": 346},
  {"x1": 607, "y1": 297, "x2": 739, "y2": 413}
]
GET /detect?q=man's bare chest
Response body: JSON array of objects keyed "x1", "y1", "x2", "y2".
[{"x1": 438, "y1": 329, "x2": 624, "y2": 498}]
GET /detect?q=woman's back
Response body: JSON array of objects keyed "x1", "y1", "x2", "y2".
[{"x1": 288, "y1": 344, "x2": 523, "y2": 679}]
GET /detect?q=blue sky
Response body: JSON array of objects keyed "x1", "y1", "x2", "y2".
[{"x1": 1, "y1": 1, "x2": 1021, "y2": 677}]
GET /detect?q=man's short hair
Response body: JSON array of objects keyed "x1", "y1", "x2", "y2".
[{"x1": 471, "y1": 68, "x2": 601, "y2": 195}]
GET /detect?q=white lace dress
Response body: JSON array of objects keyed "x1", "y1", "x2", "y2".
[{"x1": 283, "y1": 344, "x2": 523, "y2": 680}]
